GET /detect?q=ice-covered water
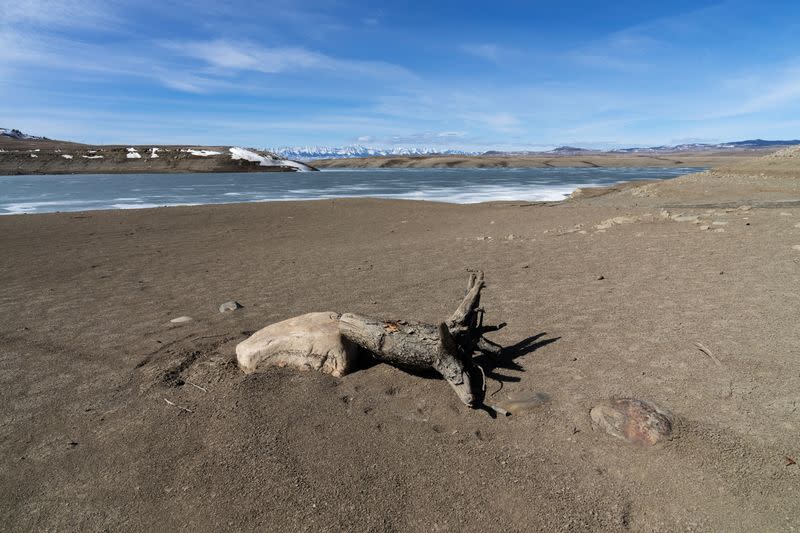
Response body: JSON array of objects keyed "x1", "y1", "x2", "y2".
[{"x1": 0, "y1": 167, "x2": 703, "y2": 215}]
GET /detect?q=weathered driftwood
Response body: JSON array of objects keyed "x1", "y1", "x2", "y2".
[{"x1": 339, "y1": 272, "x2": 501, "y2": 408}]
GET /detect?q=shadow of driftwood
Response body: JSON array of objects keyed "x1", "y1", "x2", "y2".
[
  {"x1": 473, "y1": 332, "x2": 559, "y2": 417},
  {"x1": 353, "y1": 331, "x2": 560, "y2": 382},
  {"x1": 474, "y1": 332, "x2": 560, "y2": 383}
]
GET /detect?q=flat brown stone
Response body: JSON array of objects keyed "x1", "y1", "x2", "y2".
[{"x1": 590, "y1": 398, "x2": 673, "y2": 447}]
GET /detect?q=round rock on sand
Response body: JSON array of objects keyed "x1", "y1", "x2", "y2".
[
  {"x1": 590, "y1": 398, "x2": 674, "y2": 447},
  {"x1": 219, "y1": 301, "x2": 243, "y2": 313}
]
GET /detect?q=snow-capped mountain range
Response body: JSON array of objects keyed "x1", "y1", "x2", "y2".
[
  {"x1": 270, "y1": 145, "x2": 478, "y2": 160},
  {"x1": 4, "y1": 127, "x2": 800, "y2": 159},
  {"x1": 273, "y1": 139, "x2": 800, "y2": 160}
]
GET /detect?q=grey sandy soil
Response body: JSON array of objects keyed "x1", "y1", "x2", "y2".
[{"x1": 1, "y1": 153, "x2": 799, "y2": 531}]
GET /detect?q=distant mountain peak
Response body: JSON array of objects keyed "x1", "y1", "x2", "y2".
[
  {"x1": 610, "y1": 139, "x2": 800, "y2": 154},
  {"x1": 0, "y1": 127, "x2": 47, "y2": 141},
  {"x1": 549, "y1": 146, "x2": 596, "y2": 154}
]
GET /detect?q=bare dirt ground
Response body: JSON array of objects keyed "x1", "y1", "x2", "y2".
[
  {"x1": 571, "y1": 146, "x2": 800, "y2": 209},
  {"x1": 1, "y1": 150, "x2": 799, "y2": 532}
]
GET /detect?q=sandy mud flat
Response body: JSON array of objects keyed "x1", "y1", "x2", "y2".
[{"x1": 312, "y1": 151, "x2": 765, "y2": 169}]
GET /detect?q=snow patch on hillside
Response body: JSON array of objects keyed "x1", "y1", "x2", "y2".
[
  {"x1": 229, "y1": 147, "x2": 313, "y2": 171},
  {"x1": 183, "y1": 149, "x2": 221, "y2": 157}
]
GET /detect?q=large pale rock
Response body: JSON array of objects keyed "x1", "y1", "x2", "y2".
[
  {"x1": 591, "y1": 398, "x2": 673, "y2": 447},
  {"x1": 236, "y1": 312, "x2": 358, "y2": 377}
]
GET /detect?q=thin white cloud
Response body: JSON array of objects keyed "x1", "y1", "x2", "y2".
[
  {"x1": 723, "y1": 68, "x2": 800, "y2": 117},
  {"x1": 160, "y1": 39, "x2": 416, "y2": 80},
  {"x1": 682, "y1": 62, "x2": 800, "y2": 120},
  {"x1": 477, "y1": 112, "x2": 523, "y2": 133},
  {"x1": 567, "y1": 53, "x2": 649, "y2": 72},
  {"x1": 0, "y1": 0, "x2": 115, "y2": 27},
  {"x1": 565, "y1": 27, "x2": 658, "y2": 72},
  {"x1": 462, "y1": 43, "x2": 502, "y2": 62},
  {"x1": 354, "y1": 131, "x2": 469, "y2": 146}
]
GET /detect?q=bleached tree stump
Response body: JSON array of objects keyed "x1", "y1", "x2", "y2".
[{"x1": 339, "y1": 272, "x2": 500, "y2": 408}]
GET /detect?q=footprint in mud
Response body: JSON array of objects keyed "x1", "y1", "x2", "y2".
[
  {"x1": 135, "y1": 333, "x2": 239, "y2": 390},
  {"x1": 162, "y1": 350, "x2": 203, "y2": 387}
]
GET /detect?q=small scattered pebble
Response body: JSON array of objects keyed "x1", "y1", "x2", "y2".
[
  {"x1": 712, "y1": 221, "x2": 728, "y2": 226},
  {"x1": 699, "y1": 225, "x2": 710, "y2": 231},
  {"x1": 170, "y1": 316, "x2": 193, "y2": 324},
  {"x1": 596, "y1": 275, "x2": 605, "y2": 280},
  {"x1": 219, "y1": 301, "x2": 243, "y2": 313}
]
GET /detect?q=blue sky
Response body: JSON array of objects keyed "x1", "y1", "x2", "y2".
[{"x1": 1, "y1": 0, "x2": 799, "y2": 150}]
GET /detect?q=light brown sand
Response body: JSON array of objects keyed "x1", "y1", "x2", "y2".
[
  {"x1": 1, "y1": 154, "x2": 799, "y2": 531},
  {"x1": 312, "y1": 151, "x2": 766, "y2": 169}
]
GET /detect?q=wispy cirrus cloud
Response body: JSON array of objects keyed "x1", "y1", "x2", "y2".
[
  {"x1": 710, "y1": 64, "x2": 800, "y2": 118},
  {"x1": 462, "y1": 43, "x2": 503, "y2": 62},
  {"x1": 354, "y1": 131, "x2": 468, "y2": 146},
  {"x1": 565, "y1": 29, "x2": 660, "y2": 72},
  {"x1": 160, "y1": 39, "x2": 416, "y2": 81},
  {"x1": 0, "y1": 0, "x2": 117, "y2": 28}
]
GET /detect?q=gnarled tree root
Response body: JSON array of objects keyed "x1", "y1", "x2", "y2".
[{"x1": 339, "y1": 271, "x2": 502, "y2": 409}]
